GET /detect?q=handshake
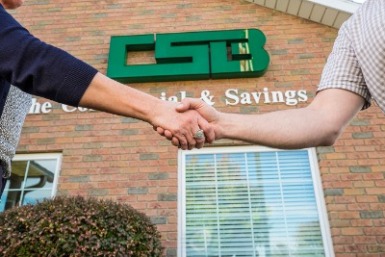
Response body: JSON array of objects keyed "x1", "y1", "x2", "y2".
[{"x1": 151, "y1": 98, "x2": 222, "y2": 150}]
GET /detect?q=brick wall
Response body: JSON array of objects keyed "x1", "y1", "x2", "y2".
[
  {"x1": 10, "y1": 0, "x2": 385, "y2": 256},
  {"x1": 320, "y1": 104, "x2": 385, "y2": 256}
]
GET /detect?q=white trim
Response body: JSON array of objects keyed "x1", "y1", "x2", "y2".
[
  {"x1": 307, "y1": 0, "x2": 361, "y2": 13},
  {"x1": 12, "y1": 153, "x2": 62, "y2": 198},
  {"x1": 178, "y1": 146, "x2": 335, "y2": 257},
  {"x1": 178, "y1": 149, "x2": 186, "y2": 257},
  {"x1": 248, "y1": 0, "x2": 362, "y2": 29},
  {"x1": 180, "y1": 144, "x2": 287, "y2": 155},
  {"x1": 13, "y1": 152, "x2": 62, "y2": 161},
  {"x1": 308, "y1": 148, "x2": 335, "y2": 257}
]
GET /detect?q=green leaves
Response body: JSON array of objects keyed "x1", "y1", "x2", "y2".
[{"x1": 0, "y1": 196, "x2": 163, "y2": 257}]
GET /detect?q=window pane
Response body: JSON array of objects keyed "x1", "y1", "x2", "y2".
[
  {"x1": 181, "y1": 148, "x2": 329, "y2": 257},
  {"x1": 0, "y1": 154, "x2": 60, "y2": 212},
  {"x1": 22, "y1": 189, "x2": 52, "y2": 206}
]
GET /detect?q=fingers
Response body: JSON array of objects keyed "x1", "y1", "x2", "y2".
[
  {"x1": 175, "y1": 98, "x2": 218, "y2": 143},
  {"x1": 183, "y1": 127, "x2": 199, "y2": 150},
  {"x1": 176, "y1": 98, "x2": 205, "y2": 112},
  {"x1": 169, "y1": 109, "x2": 203, "y2": 149},
  {"x1": 168, "y1": 128, "x2": 193, "y2": 150},
  {"x1": 171, "y1": 137, "x2": 180, "y2": 148},
  {"x1": 155, "y1": 126, "x2": 185, "y2": 148},
  {"x1": 175, "y1": 101, "x2": 190, "y2": 112},
  {"x1": 153, "y1": 99, "x2": 213, "y2": 150},
  {"x1": 170, "y1": 134, "x2": 205, "y2": 149},
  {"x1": 194, "y1": 136, "x2": 205, "y2": 149},
  {"x1": 197, "y1": 116, "x2": 215, "y2": 144},
  {"x1": 156, "y1": 126, "x2": 206, "y2": 149},
  {"x1": 155, "y1": 126, "x2": 164, "y2": 135},
  {"x1": 156, "y1": 127, "x2": 173, "y2": 140}
]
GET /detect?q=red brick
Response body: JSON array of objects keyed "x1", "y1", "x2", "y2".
[
  {"x1": 341, "y1": 227, "x2": 364, "y2": 236},
  {"x1": 12, "y1": 0, "x2": 385, "y2": 255}
]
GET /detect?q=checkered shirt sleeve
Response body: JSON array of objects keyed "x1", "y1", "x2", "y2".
[
  {"x1": 317, "y1": 0, "x2": 385, "y2": 112},
  {"x1": 317, "y1": 21, "x2": 371, "y2": 110}
]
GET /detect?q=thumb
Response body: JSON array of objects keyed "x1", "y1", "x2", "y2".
[{"x1": 176, "y1": 98, "x2": 203, "y2": 112}]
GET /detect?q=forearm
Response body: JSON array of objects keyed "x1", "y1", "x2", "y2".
[
  {"x1": 214, "y1": 89, "x2": 365, "y2": 149},
  {"x1": 79, "y1": 73, "x2": 161, "y2": 124},
  {"x1": 216, "y1": 108, "x2": 339, "y2": 149},
  {"x1": 80, "y1": 72, "x2": 212, "y2": 150},
  {"x1": 0, "y1": 5, "x2": 97, "y2": 106}
]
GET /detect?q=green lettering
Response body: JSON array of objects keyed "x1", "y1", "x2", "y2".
[{"x1": 107, "y1": 29, "x2": 269, "y2": 83}]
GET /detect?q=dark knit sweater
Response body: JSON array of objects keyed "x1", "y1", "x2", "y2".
[{"x1": 0, "y1": 4, "x2": 98, "y2": 117}]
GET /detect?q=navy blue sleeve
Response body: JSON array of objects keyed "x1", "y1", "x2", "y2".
[{"x1": 0, "y1": 5, "x2": 98, "y2": 107}]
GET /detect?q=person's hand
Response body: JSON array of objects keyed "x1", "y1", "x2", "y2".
[
  {"x1": 155, "y1": 98, "x2": 220, "y2": 147},
  {"x1": 177, "y1": 98, "x2": 220, "y2": 131},
  {"x1": 79, "y1": 73, "x2": 213, "y2": 150},
  {"x1": 149, "y1": 100, "x2": 214, "y2": 150}
]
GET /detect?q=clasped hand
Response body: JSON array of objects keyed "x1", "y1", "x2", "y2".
[{"x1": 153, "y1": 98, "x2": 219, "y2": 150}]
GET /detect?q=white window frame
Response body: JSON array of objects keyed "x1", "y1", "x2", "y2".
[
  {"x1": 1, "y1": 153, "x2": 62, "y2": 210},
  {"x1": 178, "y1": 145, "x2": 334, "y2": 257}
]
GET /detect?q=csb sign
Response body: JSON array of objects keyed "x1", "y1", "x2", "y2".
[{"x1": 107, "y1": 29, "x2": 269, "y2": 83}]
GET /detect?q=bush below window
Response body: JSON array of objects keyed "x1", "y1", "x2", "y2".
[{"x1": 0, "y1": 196, "x2": 163, "y2": 257}]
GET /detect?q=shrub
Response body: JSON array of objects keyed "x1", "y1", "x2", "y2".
[{"x1": 0, "y1": 196, "x2": 163, "y2": 257}]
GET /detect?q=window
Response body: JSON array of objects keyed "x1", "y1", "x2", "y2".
[
  {"x1": 178, "y1": 146, "x2": 333, "y2": 257},
  {"x1": 0, "y1": 153, "x2": 62, "y2": 212}
]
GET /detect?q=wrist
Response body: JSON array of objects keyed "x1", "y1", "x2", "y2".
[
  {"x1": 146, "y1": 99, "x2": 175, "y2": 127},
  {"x1": 213, "y1": 112, "x2": 227, "y2": 140},
  {"x1": 140, "y1": 98, "x2": 162, "y2": 125}
]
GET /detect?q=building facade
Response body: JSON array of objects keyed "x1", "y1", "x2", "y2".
[{"x1": 2, "y1": 0, "x2": 385, "y2": 256}]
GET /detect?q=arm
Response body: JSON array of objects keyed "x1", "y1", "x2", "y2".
[
  {"x1": 0, "y1": 6, "x2": 212, "y2": 149},
  {"x1": 172, "y1": 89, "x2": 365, "y2": 149},
  {"x1": 79, "y1": 73, "x2": 213, "y2": 150},
  {"x1": 0, "y1": 5, "x2": 96, "y2": 107}
]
